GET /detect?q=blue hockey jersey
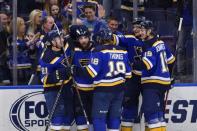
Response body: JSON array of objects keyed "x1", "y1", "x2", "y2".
[
  {"x1": 113, "y1": 34, "x2": 144, "y2": 76},
  {"x1": 39, "y1": 43, "x2": 71, "y2": 89},
  {"x1": 141, "y1": 40, "x2": 175, "y2": 85},
  {"x1": 85, "y1": 45, "x2": 132, "y2": 88},
  {"x1": 72, "y1": 46, "x2": 94, "y2": 91}
]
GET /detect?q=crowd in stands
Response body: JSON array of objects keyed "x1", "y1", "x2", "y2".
[{"x1": 0, "y1": 0, "x2": 193, "y2": 85}]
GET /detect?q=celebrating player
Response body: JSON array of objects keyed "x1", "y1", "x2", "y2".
[
  {"x1": 81, "y1": 29, "x2": 132, "y2": 131},
  {"x1": 70, "y1": 25, "x2": 95, "y2": 131},
  {"x1": 133, "y1": 20, "x2": 175, "y2": 131},
  {"x1": 39, "y1": 30, "x2": 73, "y2": 131}
]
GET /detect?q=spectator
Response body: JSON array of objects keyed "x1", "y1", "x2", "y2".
[
  {"x1": 27, "y1": 9, "x2": 42, "y2": 34},
  {"x1": 0, "y1": 11, "x2": 10, "y2": 84},
  {"x1": 49, "y1": 4, "x2": 63, "y2": 30},
  {"x1": 42, "y1": 0, "x2": 60, "y2": 18},
  {"x1": 79, "y1": 4, "x2": 107, "y2": 36},
  {"x1": 38, "y1": 16, "x2": 55, "y2": 42},
  {"x1": 107, "y1": 16, "x2": 122, "y2": 35},
  {"x1": 9, "y1": 17, "x2": 36, "y2": 84}
]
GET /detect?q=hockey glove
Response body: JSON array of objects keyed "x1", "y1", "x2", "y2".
[
  {"x1": 57, "y1": 68, "x2": 70, "y2": 80},
  {"x1": 133, "y1": 59, "x2": 146, "y2": 71}
]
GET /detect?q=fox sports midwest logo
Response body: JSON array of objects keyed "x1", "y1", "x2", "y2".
[{"x1": 9, "y1": 91, "x2": 49, "y2": 131}]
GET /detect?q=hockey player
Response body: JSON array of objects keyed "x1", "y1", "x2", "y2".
[
  {"x1": 112, "y1": 17, "x2": 145, "y2": 131},
  {"x1": 70, "y1": 25, "x2": 95, "y2": 131},
  {"x1": 39, "y1": 30, "x2": 73, "y2": 131},
  {"x1": 133, "y1": 20, "x2": 175, "y2": 131},
  {"x1": 74, "y1": 29, "x2": 132, "y2": 131}
]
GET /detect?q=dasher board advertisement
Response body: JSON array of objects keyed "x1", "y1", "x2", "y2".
[{"x1": 0, "y1": 84, "x2": 197, "y2": 131}]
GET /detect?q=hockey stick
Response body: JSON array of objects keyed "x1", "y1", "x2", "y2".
[
  {"x1": 45, "y1": 79, "x2": 65, "y2": 131},
  {"x1": 133, "y1": 46, "x2": 143, "y2": 131},
  {"x1": 164, "y1": 17, "x2": 183, "y2": 111}
]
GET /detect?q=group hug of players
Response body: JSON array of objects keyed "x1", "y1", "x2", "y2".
[{"x1": 40, "y1": 17, "x2": 175, "y2": 131}]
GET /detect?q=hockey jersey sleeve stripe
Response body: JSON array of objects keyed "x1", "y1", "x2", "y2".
[
  {"x1": 113, "y1": 34, "x2": 119, "y2": 45},
  {"x1": 86, "y1": 67, "x2": 95, "y2": 78},
  {"x1": 85, "y1": 65, "x2": 97, "y2": 78},
  {"x1": 142, "y1": 57, "x2": 153, "y2": 70},
  {"x1": 125, "y1": 72, "x2": 132, "y2": 78},
  {"x1": 132, "y1": 70, "x2": 142, "y2": 76},
  {"x1": 50, "y1": 57, "x2": 60, "y2": 64},
  {"x1": 167, "y1": 55, "x2": 175, "y2": 64},
  {"x1": 88, "y1": 65, "x2": 97, "y2": 75}
]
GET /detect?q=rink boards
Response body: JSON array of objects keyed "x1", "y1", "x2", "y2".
[{"x1": 0, "y1": 84, "x2": 197, "y2": 131}]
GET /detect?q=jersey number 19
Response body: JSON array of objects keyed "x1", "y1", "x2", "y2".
[{"x1": 106, "y1": 61, "x2": 126, "y2": 77}]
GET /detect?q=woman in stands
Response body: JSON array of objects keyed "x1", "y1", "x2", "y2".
[{"x1": 9, "y1": 17, "x2": 38, "y2": 84}]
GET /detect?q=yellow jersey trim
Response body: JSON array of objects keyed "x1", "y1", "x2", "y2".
[
  {"x1": 77, "y1": 87, "x2": 94, "y2": 91},
  {"x1": 94, "y1": 79, "x2": 125, "y2": 87},
  {"x1": 113, "y1": 34, "x2": 117, "y2": 45},
  {"x1": 167, "y1": 57, "x2": 175, "y2": 64},
  {"x1": 132, "y1": 70, "x2": 142, "y2": 76},
  {"x1": 141, "y1": 79, "x2": 171, "y2": 85},
  {"x1": 125, "y1": 75, "x2": 132, "y2": 79},
  {"x1": 86, "y1": 66, "x2": 95, "y2": 78},
  {"x1": 152, "y1": 40, "x2": 164, "y2": 47},
  {"x1": 43, "y1": 77, "x2": 72, "y2": 88},
  {"x1": 143, "y1": 59, "x2": 151, "y2": 70},
  {"x1": 50, "y1": 57, "x2": 60, "y2": 64}
]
